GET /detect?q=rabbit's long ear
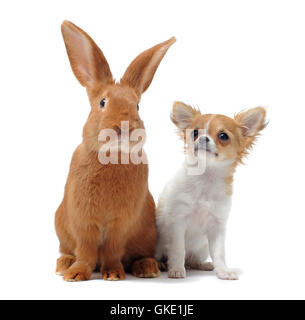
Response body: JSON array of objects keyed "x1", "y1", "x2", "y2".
[
  {"x1": 61, "y1": 21, "x2": 113, "y2": 87},
  {"x1": 122, "y1": 37, "x2": 176, "y2": 95}
]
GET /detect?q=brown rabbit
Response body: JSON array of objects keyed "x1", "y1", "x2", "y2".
[{"x1": 55, "y1": 21, "x2": 175, "y2": 281}]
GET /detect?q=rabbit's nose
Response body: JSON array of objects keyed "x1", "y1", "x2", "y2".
[
  {"x1": 113, "y1": 125, "x2": 135, "y2": 136},
  {"x1": 113, "y1": 125, "x2": 121, "y2": 135}
]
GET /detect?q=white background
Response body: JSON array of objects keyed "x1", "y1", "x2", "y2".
[{"x1": 0, "y1": 0, "x2": 304, "y2": 300}]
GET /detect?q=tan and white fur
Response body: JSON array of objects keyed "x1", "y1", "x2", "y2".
[{"x1": 156, "y1": 102, "x2": 267, "y2": 280}]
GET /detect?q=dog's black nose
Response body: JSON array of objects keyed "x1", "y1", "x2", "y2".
[
  {"x1": 200, "y1": 136, "x2": 210, "y2": 143},
  {"x1": 199, "y1": 136, "x2": 209, "y2": 143}
]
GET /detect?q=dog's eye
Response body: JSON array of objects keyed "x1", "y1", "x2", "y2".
[
  {"x1": 218, "y1": 132, "x2": 229, "y2": 141},
  {"x1": 100, "y1": 98, "x2": 106, "y2": 108},
  {"x1": 137, "y1": 104, "x2": 139, "y2": 111},
  {"x1": 192, "y1": 129, "x2": 199, "y2": 140}
]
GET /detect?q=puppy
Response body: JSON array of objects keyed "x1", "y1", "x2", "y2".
[{"x1": 156, "y1": 102, "x2": 267, "y2": 280}]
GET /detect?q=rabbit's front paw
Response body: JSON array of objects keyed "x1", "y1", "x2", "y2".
[{"x1": 101, "y1": 265, "x2": 126, "y2": 281}]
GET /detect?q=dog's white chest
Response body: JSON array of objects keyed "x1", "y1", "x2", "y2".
[{"x1": 185, "y1": 170, "x2": 230, "y2": 229}]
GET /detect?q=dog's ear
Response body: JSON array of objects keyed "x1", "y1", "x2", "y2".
[
  {"x1": 61, "y1": 21, "x2": 113, "y2": 87},
  {"x1": 171, "y1": 102, "x2": 199, "y2": 130},
  {"x1": 235, "y1": 107, "x2": 267, "y2": 150}
]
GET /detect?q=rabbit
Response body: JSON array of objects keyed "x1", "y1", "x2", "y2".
[{"x1": 55, "y1": 20, "x2": 175, "y2": 281}]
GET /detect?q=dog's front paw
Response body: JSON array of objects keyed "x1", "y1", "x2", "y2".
[
  {"x1": 216, "y1": 268, "x2": 238, "y2": 280},
  {"x1": 168, "y1": 268, "x2": 186, "y2": 279}
]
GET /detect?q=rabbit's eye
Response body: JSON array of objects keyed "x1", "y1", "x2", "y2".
[
  {"x1": 137, "y1": 104, "x2": 139, "y2": 111},
  {"x1": 100, "y1": 98, "x2": 106, "y2": 108}
]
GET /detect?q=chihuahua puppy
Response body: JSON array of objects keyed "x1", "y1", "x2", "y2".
[{"x1": 156, "y1": 102, "x2": 267, "y2": 280}]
